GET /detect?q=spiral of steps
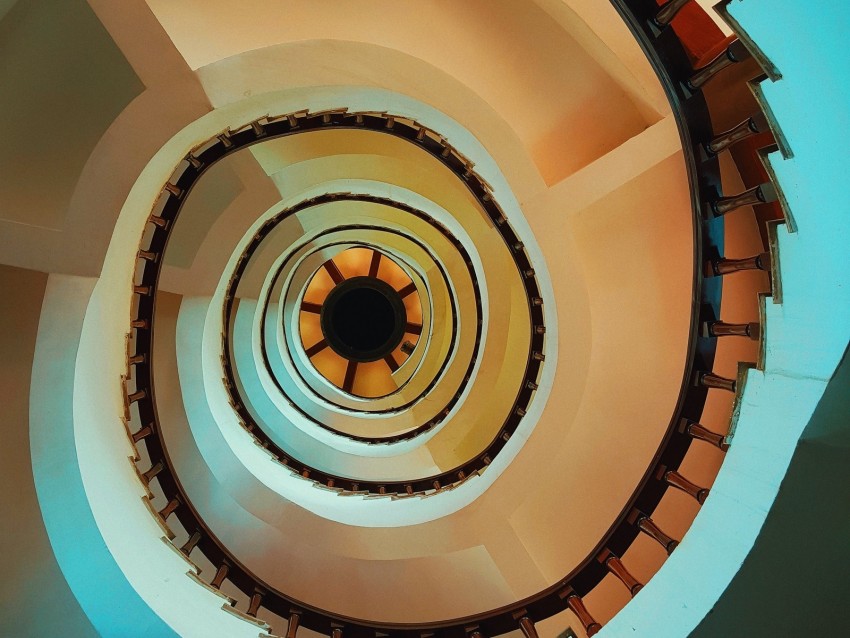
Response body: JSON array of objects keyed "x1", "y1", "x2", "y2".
[{"x1": 1, "y1": 1, "x2": 848, "y2": 637}]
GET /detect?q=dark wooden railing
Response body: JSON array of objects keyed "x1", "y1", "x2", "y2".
[
  {"x1": 120, "y1": 0, "x2": 777, "y2": 634},
  {"x1": 245, "y1": 198, "x2": 479, "y2": 441}
]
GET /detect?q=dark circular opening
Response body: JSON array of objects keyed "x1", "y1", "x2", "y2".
[{"x1": 320, "y1": 276, "x2": 407, "y2": 362}]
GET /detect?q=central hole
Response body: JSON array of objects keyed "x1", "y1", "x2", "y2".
[{"x1": 330, "y1": 286, "x2": 397, "y2": 354}]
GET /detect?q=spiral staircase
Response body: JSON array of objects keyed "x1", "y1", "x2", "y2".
[{"x1": 1, "y1": 1, "x2": 848, "y2": 636}]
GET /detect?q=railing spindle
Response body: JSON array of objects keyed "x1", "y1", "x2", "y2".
[
  {"x1": 128, "y1": 389, "x2": 147, "y2": 403},
  {"x1": 699, "y1": 371, "x2": 737, "y2": 392},
  {"x1": 600, "y1": 552, "x2": 643, "y2": 596},
  {"x1": 180, "y1": 531, "x2": 201, "y2": 556},
  {"x1": 637, "y1": 516, "x2": 679, "y2": 554},
  {"x1": 704, "y1": 320, "x2": 761, "y2": 340},
  {"x1": 246, "y1": 590, "x2": 263, "y2": 617},
  {"x1": 706, "y1": 112, "x2": 769, "y2": 154},
  {"x1": 158, "y1": 497, "x2": 179, "y2": 520},
  {"x1": 163, "y1": 183, "x2": 183, "y2": 198},
  {"x1": 137, "y1": 249, "x2": 159, "y2": 262},
  {"x1": 209, "y1": 563, "x2": 229, "y2": 589},
  {"x1": 684, "y1": 420, "x2": 730, "y2": 451},
  {"x1": 185, "y1": 153, "x2": 203, "y2": 170},
  {"x1": 217, "y1": 131, "x2": 234, "y2": 149},
  {"x1": 688, "y1": 40, "x2": 750, "y2": 89},
  {"x1": 663, "y1": 470, "x2": 710, "y2": 504},
  {"x1": 132, "y1": 423, "x2": 154, "y2": 443},
  {"x1": 711, "y1": 182, "x2": 777, "y2": 216},
  {"x1": 128, "y1": 353, "x2": 146, "y2": 366},
  {"x1": 286, "y1": 611, "x2": 301, "y2": 638},
  {"x1": 565, "y1": 594, "x2": 602, "y2": 636},
  {"x1": 654, "y1": 0, "x2": 693, "y2": 26},
  {"x1": 708, "y1": 252, "x2": 770, "y2": 277},
  {"x1": 251, "y1": 119, "x2": 266, "y2": 138},
  {"x1": 518, "y1": 617, "x2": 538, "y2": 638},
  {"x1": 141, "y1": 461, "x2": 163, "y2": 483}
]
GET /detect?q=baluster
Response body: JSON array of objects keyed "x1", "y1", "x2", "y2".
[
  {"x1": 158, "y1": 497, "x2": 179, "y2": 520},
  {"x1": 133, "y1": 285, "x2": 152, "y2": 296},
  {"x1": 132, "y1": 423, "x2": 154, "y2": 443},
  {"x1": 163, "y1": 183, "x2": 183, "y2": 198},
  {"x1": 683, "y1": 420, "x2": 729, "y2": 451},
  {"x1": 688, "y1": 40, "x2": 751, "y2": 89},
  {"x1": 137, "y1": 249, "x2": 159, "y2": 262},
  {"x1": 599, "y1": 552, "x2": 643, "y2": 596},
  {"x1": 565, "y1": 594, "x2": 602, "y2": 637},
  {"x1": 246, "y1": 590, "x2": 263, "y2": 617},
  {"x1": 518, "y1": 617, "x2": 538, "y2": 638},
  {"x1": 251, "y1": 119, "x2": 266, "y2": 138},
  {"x1": 330, "y1": 628, "x2": 343, "y2": 638},
  {"x1": 128, "y1": 353, "x2": 146, "y2": 365},
  {"x1": 706, "y1": 112, "x2": 769, "y2": 154},
  {"x1": 128, "y1": 389, "x2": 147, "y2": 403},
  {"x1": 699, "y1": 371, "x2": 736, "y2": 392},
  {"x1": 185, "y1": 153, "x2": 203, "y2": 170},
  {"x1": 142, "y1": 461, "x2": 163, "y2": 483},
  {"x1": 148, "y1": 214, "x2": 169, "y2": 229},
  {"x1": 210, "y1": 563, "x2": 229, "y2": 589},
  {"x1": 180, "y1": 531, "x2": 202, "y2": 556},
  {"x1": 286, "y1": 612, "x2": 301, "y2": 638},
  {"x1": 711, "y1": 182, "x2": 777, "y2": 216},
  {"x1": 217, "y1": 131, "x2": 234, "y2": 149},
  {"x1": 704, "y1": 320, "x2": 761, "y2": 340},
  {"x1": 637, "y1": 516, "x2": 679, "y2": 554},
  {"x1": 654, "y1": 0, "x2": 692, "y2": 26},
  {"x1": 662, "y1": 470, "x2": 710, "y2": 504},
  {"x1": 131, "y1": 319, "x2": 150, "y2": 330},
  {"x1": 708, "y1": 252, "x2": 770, "y2": 277}
]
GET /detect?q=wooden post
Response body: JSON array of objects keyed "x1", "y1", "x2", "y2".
[
  {"x1": 706, "y1": 112, "x2": 768, "y2": 154},
  {"x1": 210, "y1": 563, "x2": 229, "y2": 589},
  {"x1": 565, "y1": 594, "x2": 602, "y2": 636},
  {"x1": 637, "y1": 516, "x2": 679, "y2": 554},
  {"x1": 688, "y1": 40, "x2": 751, "y2": 89},
  {"x1": 654, "y1": 0, "x2": 693, "y2": 26},
  {"x1": 664, "y1": 470, "x2": 710, "y2": 504},
  {"x1": 286, "y1": 612, "x2": 301, "y2": 638},
  {"x1": 180, "y1": 531, "x2": 201, "y2": 556}
]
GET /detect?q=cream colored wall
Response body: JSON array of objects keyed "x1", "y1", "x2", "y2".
[
  {"x1": 145, "y1": 0, "x2": 652, "y2": 185},
  {"x1": 0, "y1": 265, "x2": 98, "y2": 637}
]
